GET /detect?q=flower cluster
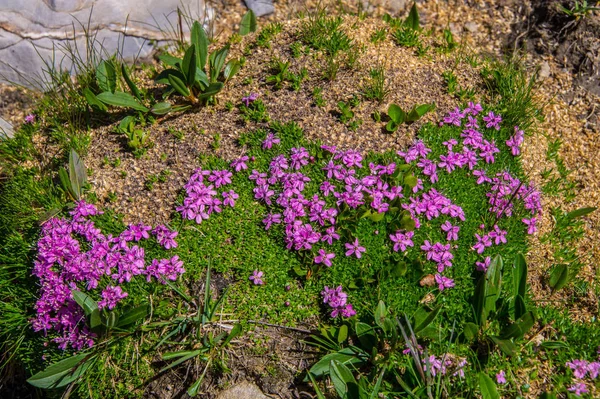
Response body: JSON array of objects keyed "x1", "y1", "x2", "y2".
[
  {"x1": 321, "y1": 285, "x2": 356, "y2": 318},
  {"x1": 32, "y1": 201, "x2": 184, "y2": 350},
  {"x1": 565, "y1": 358, "x2": 600, "y2": 396},
  {"x1": 403, "y1": 346, "x2": 468, "y2": 379}
]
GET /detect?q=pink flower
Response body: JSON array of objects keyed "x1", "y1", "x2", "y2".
[
  {"x1": 314, "y1": 249, "x2": 335, "y2": 267},
  {"x1": 568, "y1": 382, "x2": 588, "y2": 396},
  {"x1": 24, "y1": 114, "x2": 36, "y2": 124},
  {"x1": 476, "y1": 256, "x2": 491, "y2": 272},
  {"x1": 98, "y1": 286, "x2": 128, "y2": 310},
  {"x1": 496, "y1": 370, "x2": 506, "y2": 384},
  {"x1": 345, "y1": 238, "x2": 366, "y2": 258},
  {"x1": 434, "y1": 274, "x2": 455, "y2": 291},
  {"x1": 249, "y1": 270, "x2": 264, "y2": 285},
  {"x1": 522, "y1": 218, "x2": 537, "y2": 234},
  {"x1": 242, "y1": 93, "x2": 258, "y2": 106}
]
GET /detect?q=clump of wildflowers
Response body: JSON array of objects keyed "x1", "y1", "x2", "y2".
[
  {"x1": 32, "y1": 201, "x2": 184, "y2": 350},
  {"x1": 249, "y1": 270, "x2": 264, "y2": 285},
  {"x1": 321, "y1": 285, "x2": 356, "y2": 318}
]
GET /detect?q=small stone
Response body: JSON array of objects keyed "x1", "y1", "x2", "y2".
[
  {"x1": 217, "y1": 381, "x2": 270, "y2": 399},
  {"x1": 419, "y1": 274, "x2": 436, "y2": 287},
  {"x1": 538, "y1": 61, "x2": 551, "y2": 80},
  {"x1": 0, "y1": 117, "x2": 14, "y2": 139},
  {"x1": 387, "y1": 0, "x2": 408, "y2": 15},
  {"x1": 464, "y1": 21, "x2": 478, "y2": 33},
  {"x1": 244, "y1": 0, "x2": 274, "y2": 17}
]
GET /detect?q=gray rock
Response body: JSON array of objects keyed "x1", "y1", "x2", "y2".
[
  {"x1": 538, "y1": 61, "x2": 551, "y2": 80},
  {"x1": 387, "y1": 0, "x2": 408, "y2": 15},
  {"x1": 0, "y1": 0, "x2": 213, "y2": 89},
  {"x1": 464, "y1": 21, "x2": 478, "y2": 33},
  {"x1": 216, "y1": 381, "x2": 270, "y2": 399},
  {"x1": 244, "y1": 0, "x2": 274, "y2": 17},
  {"x1": 0, "y1": 117, "x2": 15, "y2": 139}
]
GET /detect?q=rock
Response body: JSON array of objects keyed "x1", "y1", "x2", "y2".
[
  {"x1": 244, "y1": 0, "x2": 274, "y2": 17},
  {"x1": 216, "y1": 381, "x2": 270, "y2": 399},
  {"x1": 0, "y1": 0, "x2": 213, "y2": 89},
  {"x1": 387, "y1": 0, "x2": 408, "y2": 15},
  {"x1": 464, "y1": 21, "x2": 478, "y2": 33},
  {"x1": 538, "y1": 61, "x2": 551, "y2": 80},
  {"x1": 0, "y1": 117, "x2": 15, "y2": 139},
  {"x1": 449, "y1": 23, "x2": 460, "y2": 37}
]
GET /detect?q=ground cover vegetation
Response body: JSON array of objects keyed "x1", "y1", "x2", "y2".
[{"x1": 0, "y1": 4, "x2": 598, "y2": 399}]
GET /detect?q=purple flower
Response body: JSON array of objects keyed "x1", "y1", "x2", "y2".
[
  {"x1": 314, "y1": 249, "x2": 335, "y2": 267},
  {"x1": 222, "y1": 190, "x2": 239, "y2": 207},
  {"x1": 262, "y1": 213, "x2": 281, "y2": 230},
  {"x1": 321, "y1": 286, "x2": 355, "y2": 318},
  {"x1": 496, "y1": 370, "x2": 506, "y2": 384},
  {"x1": 230, "y1": 156, "x2": 249, "y2": 172},
  {"x1": 389, "y1": 230, "x2": 414, "y2": 252},
  {"x1": 208, "y1": 170, "x2": 233, "y2": 188},
  {"x1": 345, "y1": 238, "x2": 366, "y2": 258},
  {"x1": 465, "y1": 102, "x2": 483, "y2": 116},
  {"x1": 441, "y1": 221, "x2": 460, "y2": 241},
  {"x1": 522, "y1": 218, "x2": 537, "y2": 235},
  {"x1": 153, "y1": 225, "x2": 178, "y2": 249},
  {"x1": 321, "y1": 226, "x2": 340, "y2": 245},
  {"x1": 568, "y1": 382, "x2": 589, "y2": 396},
  {"x1": 482, "y1": 111, "x2": 502, "y2": 130},
  {"x1": 98, "y1": 286, "x2": 128, "y2": 310},
  {"x1": 249, "y1": 270, "x2": 264, "y2": 285},
  {"x1": 588, "y1": 362, "x2": 600, "y2": 379},
  {"x1": 475, "y1": 256, "x2": 491, "y2": 272},
  {"x1": 434, "y1": 274, "x2": 455, "y2": 291},
  {"x1": 262, "y1": 133, "x2": 281, "y2": 150},
  {"x1": 443, "y1": 107, "x2": 465, "y2": 126},
  {"x1": 567, "y1": 359, "x2": 589, "y2": 379},
  {"x1": 24, "y1": 114, "x2": 36, "y2": 124},
  {"x1": 320, "y1": 181, "x2": 336, "y2": 196},
  {"x1": 242, "y1": 93, "x2": 258, "y2": 106}
]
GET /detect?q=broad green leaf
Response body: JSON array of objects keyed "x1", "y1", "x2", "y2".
[
  {"x1": 117, "y1": 304, "x2": 148, "y2": 327},
  {"x1": 167, "y1": 74, "x2": 191, "y2": 97},
  {"x1": 121, "y1": 63, "x2": 142, "y2": 100},
  {"x1": 96, "y1": 60, "x2": 116, "y2": 93},
  {"x1": 307, "y1": 347, "x2": 368, "y2": 378},
  {"x1": 222, "y1": 323, "x2": 243, "y2": 347},
  {"x1": 540, "y1": 341, "x2": 569, "y2": 350},
  {"x1": 490, "y1": 336, "x2": 517, "y2": 357},
  {"x1": 68, "y1": 149, "x2": 86, "y2": 200},
  {"x1": 27, "y1": 353, "x2": 90, "y2": 388},
  {"x1": 82, "y1": 87, "x2": 108, "y2": 112},
  {"x1": 158, "y1": 53, "x2": 182, "y2": 68},
  {"x1": 191, "y1": 21, "x2": 209, "y2": 70},
  {"x1": 374, "y1": 301, "x2": 387, "y2": 330},
  {"x1": 209, "y1": 46, "x2": 229, "y2": 82},
  {"x1": 404, "y1": 174, "x2": 418, "y2": 188},
  {"x1": 387, "y1": 103, "x2": 405, "y2": 124},
  {"x1": 484, "y1": 255, "x2": 503, "y2": 319},
  {"x1": 474, "y1": 274, "x2": 487, "y2": 326},
  {"x1": 513, "y1": 294, "x2": 527, "y2": 321},
  {"x1": 182, "y1": 44, "x2": 197, "y2": 86},
  {"x1": 58, "y1": 168, "x2": 73, "y2": 199},
  {"x1": 72, "y1": 290, "x2": 98, "y2": 316},
  {"x1": 499, "y1": 311, "x2": 535, "y2": 340},
  {"x1": 478, "y1": 372, "x2": 500, "y2": 399},
  {"x1": 414, "y1": 304, "x2": 441, "y2": 333},
  {"x1": 101, "y1": 310, "x2": 119, "y2": 329},
  {"x1": 155, "y1": 68, "x2": 187, "y2": 85},
  {"x1": 307, "y1": 372, "x2": 327, "y2": 399},
  {"x1": 150, "y1": 102, "x2": 172, "y2": 115},
  {"x1": 549, "y1": 264, "x2": 569, "y2": 292},
  {"x1": 385, "y1": 120, "x2": 398, "y2": 132},
  {"x1": 197, "y1": 82, "x2": 224, "y2": 101},
  {"x1": 369, "y1": 211, "x2": 385, "y2": 222},
  {"x1": 337, "y1": 324, "x2": 349, "y2": 344},
  {"x1": 403, "y1": 2, "x2": 420, "y2": 31},
  {"x1": 195, "y1": 67, "x2": 210, "y2": 89},
  {"x1": 513, "y1": 253, "x2": 528, "y2": 300},
  {"x1": 355, "y1": 322, "x2": 377, "y2": 353},
  {"x1": 566, "y1": 207, "x2": 596, "y2": 220},
  {"x1": 239, "y1": 10, "x2": 257, "y2": 36},
  {"x1": 407, "y1": 103, "x2": 434, "y2": 122},
  {"x1": 97, "y1": 91, "x2": 149, "y2": 112},
  {"x1": 463, "y1": 322, "x2": 479, "y2": 341},
  {"x1": 224, "y1": 60, "x2": 241, "y2": 81},
  {"x1": 390, "y1": 260, "x2": 407, "y2": 277},
  {"x1": 330, "y1": 360, "x2": 360, "y2": 399}
]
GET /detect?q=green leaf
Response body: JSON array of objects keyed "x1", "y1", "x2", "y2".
[
  {"x1": 96, "y1": 60, "x2": 117, "y2": 93},
  {"x1": 72, "y1": 290, "x2": 98, "y2": 316},
  {"x1": 191, "y1": 21, "x2": 209, "y2": 71},
  {"x1": 414, "y1": 305, "x2": 441, "y2": 333},
  {"x1": 369, "y1": 211, "x2": 385, "y2": 222},
  {"x1": 167, "y1": 74, "x2": 191, "y2": 97},
  {"x1": 239, "y1": 10, "x2": 257, "y2": 36},
  {"x1": 385, "y1": 120, "x2": 398, "y2": 132},
  {"x1": 97, "y1": 91, "x2": 149, "y2": 112},
  {"x1": 403, "y1": 2, "x2": 420, "y2": 31},
  {"x1": 82, "y1": 87, "x2": 108, "y2": 112},
  {"x1": 387, "y1": 103, "x2": 406, "y2": 124},
  {"x1": 209, "y1": 46, "x2": 229, "y2": 82},
  {"x1": 390, "y1": 260, "x2": 407, "y2": 277},
  {"x1": 307, "y1": 372, "x2": 327, "y2": 399},
  {"x1": 158, "y1": 53, "x2": 182, "y2": 68},
  {"x1": 117, "y1": 304, "x2": 148, "y2": 327},
  {"x1": 566, "y1": 207, "x2": 596, "y2": 220},
  {"x1": 490, "y1": 336, "x2": 517, "y2": 357},
  {"x1": 549, "y1": 264, "x2": 569, "y2": 292},
  {"x1": 500, "y1": 311, "x2": 535, "y2": 340},
  {"x1": 463, "y1": 322, "x2": 479, "y2": 341},
  {"x1": 197, "y1": 82, "x2": 224, "y2": 101},
  {"x1": 159, "y1": 350, "x2": 203, "y2": 373},
  {"x1": 478, "y1": 372, "x2": 500, "y2": 399},
  {"x1": 513, "y1": 253, "x2": 528, "y2": 300},
  {"x1": 222, "y1": 323, "x2": 243, "y2": 347},
  {"x1": 121, "y1": 63, "x2": 142, "y2": 100},
  {"x1": 58, "y1": 167, "x2": 73, "y2": 199},
  {"x1": 513, "y1": 294, "x2": 527, "y2": 321},
  {"x1": 539, "y1": 393, "x2": 557, "y2": 399},
  {"x1": 224, "y1": 60, "x2": 241, "y2": 81},
  {"x1": 195, "y1": 67, "x2": 210, "y2": 89},
  {"x1": 182, "y1": 44, "x2": 197, "y2": 86},
  {"x1": 404, "y1": 174, "x2": 418, "y2": 189},
  {"x1": 337, "y1": 324, "x2": 348, "y2": 344},
  {"x1": 406, "y1": 103, "x2": 434, "y2": 122},
  {"x1": 374, "y1": 301, "x2": 387, "y2": 330},
  {"x1": 68, "y1": 149, "x2": 86, "y2": 200},
  {"x1": 330, "y1": 360, "x2": 359, "y2": 399},
  {"x1": 307, "y1": 347, "x2": 368, "y2": 378},
  {"x1": 101, "y1": 310, "x2": 119, "y2": 329},
  {"x1": 150, "y1": 102, "x2": 172, "y2": 115},
  {"x1": 484, "y1": 255, "x2": 503, "y2": 319},
  {"x1": 27, "y1": 353, "x2": 91, "y2": 388},
  {"x1": 540, "y1": 341, "x2": 569, "y2": 350},
  {"x1": 355, "y1": 322, "x2": 377, "y2": 353},
  {"x1": 155, "y1": 68, "x2": 188, "y2": 85}
]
